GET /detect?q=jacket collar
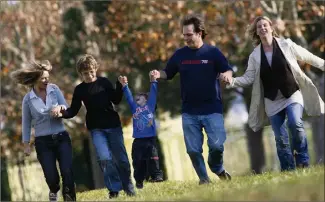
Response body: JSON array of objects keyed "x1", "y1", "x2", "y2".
[
  {"x1": 29, "y1": 84, "x2": 54, "y2": 99},
  {"x1": 251, "y1": 37, "x2": 287, "y2": 64}
]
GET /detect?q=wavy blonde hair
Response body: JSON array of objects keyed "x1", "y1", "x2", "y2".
[
  {"x1": 76, "y1": 54, "x2": 99, "y2": 75},
  {"x1": 247, "y1": 16, "x2": 279, "y2": 47},
  {"x1": 10, "y1": 60, "x2": 52, "y2": 87}
]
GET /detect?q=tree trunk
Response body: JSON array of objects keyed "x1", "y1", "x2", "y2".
[
  {"x1": 311, "y1": 74, "x2": 324, "y2": 164},
  {"x1": 1, "y1": 155, "x2": 12, "y2": 201},
  {"x1": 245, "y1": 124, "x2": 266, "y2": 174}
]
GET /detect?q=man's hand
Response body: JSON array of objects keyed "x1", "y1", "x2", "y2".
[
  {"x1": 118, "y1": 75, "x2": 128, "y2": 87},
  {"x1": 219, "y1": 71, "x2": 233, "y2": 85},
  {"x1": 149, "y1": 71, "x2": 158, "y2": 82},
  {"x1": 149, "y1": 70, "x2": 161, "y2": 79}
]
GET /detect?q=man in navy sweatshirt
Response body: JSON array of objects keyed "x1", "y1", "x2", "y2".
[
  {"x1": 118, "y1": 73, "x2": 163, "y2": 189},
  {"x1": 150, "y1": 14, "x2": 232, "y2": 184}
]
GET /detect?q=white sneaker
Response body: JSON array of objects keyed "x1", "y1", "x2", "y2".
[{"x1": 49, "y1": 192, "x2": 58, "y2": 202}]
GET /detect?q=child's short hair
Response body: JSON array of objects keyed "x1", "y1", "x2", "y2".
[
  {"x1": 137, "y1": 92, "x2": 157, "y2": 111},
  {"x1": 76, "y1": 54, "x2": 98, "y2": 74}
]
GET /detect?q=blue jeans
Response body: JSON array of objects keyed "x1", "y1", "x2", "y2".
[
  {"x1": 269, "y1": 103, "x2": 309, "y2": 171},
  {"x1": 91, "y1": 127, "x2": 134, "y2": 193},
  {"x1": 35, "y1": 131, "x2": 76, "y2": 200},
  {"x1": 182, "y1": 113, "x2": 227, "y2": 181}
]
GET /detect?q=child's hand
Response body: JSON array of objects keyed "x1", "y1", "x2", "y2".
[
  {"x1": 118, "y1": 75, "x2": 128, "y2": 87},
  {"x1": 149, "y1": 71, "x2": 157, "y2": 82}
]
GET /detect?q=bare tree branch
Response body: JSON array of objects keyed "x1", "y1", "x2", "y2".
[
  {"x1": 261, "y1": 1, "x2": 276, "y2": 15},
  {"x1": 271, "y1": 1, "x2": 277, "y2": 13},
  {"x1": 278, "y1": 1, "x2": 284, "y2": 18},
  {"x1": 291, "y1": 0, "x2": 308, "y2": 48}
]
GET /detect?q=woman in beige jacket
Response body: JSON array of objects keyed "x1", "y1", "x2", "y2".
[{"x1": 221, "y1": 16, "x2": 324, "y2": 171}]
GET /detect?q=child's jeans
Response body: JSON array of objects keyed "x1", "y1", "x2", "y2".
[
  {"x1": 91, "y1": 127, "x2": 134, "y2": 193},
  {"x1": 131, "y1": 136, "x2": 163, "y2": 183}
]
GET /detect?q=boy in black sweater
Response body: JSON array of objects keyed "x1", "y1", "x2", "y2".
[{"x1": 54, "y1": 54, "x2": 135, "y2": 199}]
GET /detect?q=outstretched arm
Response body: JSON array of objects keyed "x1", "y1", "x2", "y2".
[
  {"x1": 119, "y1": 76, "x2": 137, "y2": 113},
  {"x1": 147, "y1": 71, "x2": 158, "y2": 112},
  {"x1": 289, "y1": 39, "x2": 324, "y2": 71},
  {"x1": 150, "y1": 51, "x2": 179, "y2": 80},
  {"x1": 61, "y1": 87, "x2": 82, "y2": 119},
  {"x1": 228, "y1": 54, "x2": 256, "y2": 88}
]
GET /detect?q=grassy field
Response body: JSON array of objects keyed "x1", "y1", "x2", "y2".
[{"x1": 76, "y1": 165, "x2": 324, "y2": 201}]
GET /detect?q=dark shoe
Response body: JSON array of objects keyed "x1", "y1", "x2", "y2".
[
  {"x1": 150, "y1": 176, "x2": 164, "y2": 182},
  {"x1": 136, "y1": 182, "x2": 144, "y2": 189},
  {"x1": 63, "y1": 187, "x2": 76, "y2": 201},
  {"x1": 199, "y1": 178, "x2": 211, "y2": 185},
  {"x1": 63, "y1": 194, "x2": 76, "y2": 201},
  {"x1": 109, "y1": 191, "x2": 119, "y2": 199},
  {"x1": 217, "y1": 170, "x2": 231, "y2": 180},
  {"x1": 49, "y1": 192, "x2": 58, "y2": 202}
]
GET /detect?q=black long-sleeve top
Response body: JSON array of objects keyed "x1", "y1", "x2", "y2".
[{"x1": 62, "y1": 77, "x2": 123, "y2": 130}]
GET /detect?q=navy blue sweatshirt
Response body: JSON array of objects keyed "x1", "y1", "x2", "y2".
[{"x1": 164, "y1": 44, "x2": 232, "y2": 115}]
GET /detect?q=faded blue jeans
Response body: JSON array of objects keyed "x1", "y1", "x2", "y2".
[
  {"x1": 90, "y1": 127, "x2": 134, "y2": 193},
  {"x1": 269, "y1": 103, "x2": 309, "y2": 171},
  {"x1": 182, "y1": 113, "x2": 227, "y2": 181}
]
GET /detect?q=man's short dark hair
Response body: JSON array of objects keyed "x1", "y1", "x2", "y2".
[{"x1": 182, "y1": 14, "x2": 207, "y2": 39}]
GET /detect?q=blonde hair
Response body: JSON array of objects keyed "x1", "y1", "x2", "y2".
[
  {"x1": 76, "y1": 54, "x2": 98, "y2": 74},
  {"x1": 247, "y1": 16, "x2": 279, "y2": 47},
  {"x1": 10, "y1": 60, "x2": 52, "y2": 87}
]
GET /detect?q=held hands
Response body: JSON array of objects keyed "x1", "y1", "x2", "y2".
[
  {"x1": 149, "y1": 70, "x2": 159, "y2": 82},
  {"x1": 219, "y1": 71, "x2": 233, "y2": 85},
  {"x1": 149, "y1": 70, "x2": 160, "y2": 81},
  {"x1": 50, "y1": 105, "x2": 64, "y2": 118},
  {"x1": 118, "y1": 75, "x2": 128, "y2": 87}
]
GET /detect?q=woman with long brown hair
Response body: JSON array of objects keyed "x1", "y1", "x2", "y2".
[{"x1": 11, "y1": 61, "x2": 76, "y2": 201}]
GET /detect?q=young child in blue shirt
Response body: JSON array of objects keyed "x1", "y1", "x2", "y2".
[{"x1": 118, "y1": 72, "x2": 163, "y2": 189}]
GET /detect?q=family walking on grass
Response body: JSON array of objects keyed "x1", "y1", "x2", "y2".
[{"x1": 10, "y1": 14, "x2": 324, "y2": 201}]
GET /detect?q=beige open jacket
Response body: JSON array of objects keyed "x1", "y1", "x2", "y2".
[{"x1": 230, "y1": 37, "x2": 325, "y2": 132}]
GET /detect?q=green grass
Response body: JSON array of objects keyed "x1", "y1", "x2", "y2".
[{"x1": 76, "y1": 165, "x2": 324, "y2": 201}]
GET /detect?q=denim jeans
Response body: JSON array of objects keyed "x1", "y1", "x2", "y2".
[
  {"x1": 34, "y1": 131, "x2": 76, "y2": 201},
  {"x1": 91, "y1": 127, "x2": 134, "y2": 193},
  {"x1": 269, "y1": 103, "x2": 309, "y2": 171},
  {"x1": 182, "y1": 113, "x2": 227, "y2": 181},
  {"x1": 131, "y1": 136, "x2": 163, "y2": 183}
]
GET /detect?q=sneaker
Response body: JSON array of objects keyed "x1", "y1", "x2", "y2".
[
  {"x1": 63, "y1": 193, "x2": 75, "y2": 201},
  {"x1": 199, "y1": 178, "x2": 211, "y2": 185},
  {"x1": 150, "y1": 176, "x2": 164, "y2": 182},
  {"x1": 217, "y1": 170, "x2": 231, "y2": 180},
  {"x1": 49, "y1": 192, "x2": 58, "y2": 202},
  {"x1": 109, "y1": 191, "x2": 119, "y2": 199},
  {"x1": 136, "y1": 182, "x2": 144, "y2": 189},
  {"x1": 63, "y1": 187, "x2": 76, "y2": 201}
]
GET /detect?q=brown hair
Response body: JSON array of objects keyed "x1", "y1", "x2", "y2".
[
  {"x1": 76, "y1": 54, "x2": 99, "y2": 74},
  {"x1": 10, "y1": 60, "x2": 52, "y2": 87},
  {"x1": 182, "y1": 14, "x2": 207, "y2": 39},
  {"x1": 247, "y1": 16, "x2": 279, "y2": 47},
  {"x1": 136, "y1": 92, "x2": 157, "y2": 111}
]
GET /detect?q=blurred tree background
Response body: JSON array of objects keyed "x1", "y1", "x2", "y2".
[{"x1": 1, "y1": 0, "x2": 324, "y2": 200}]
